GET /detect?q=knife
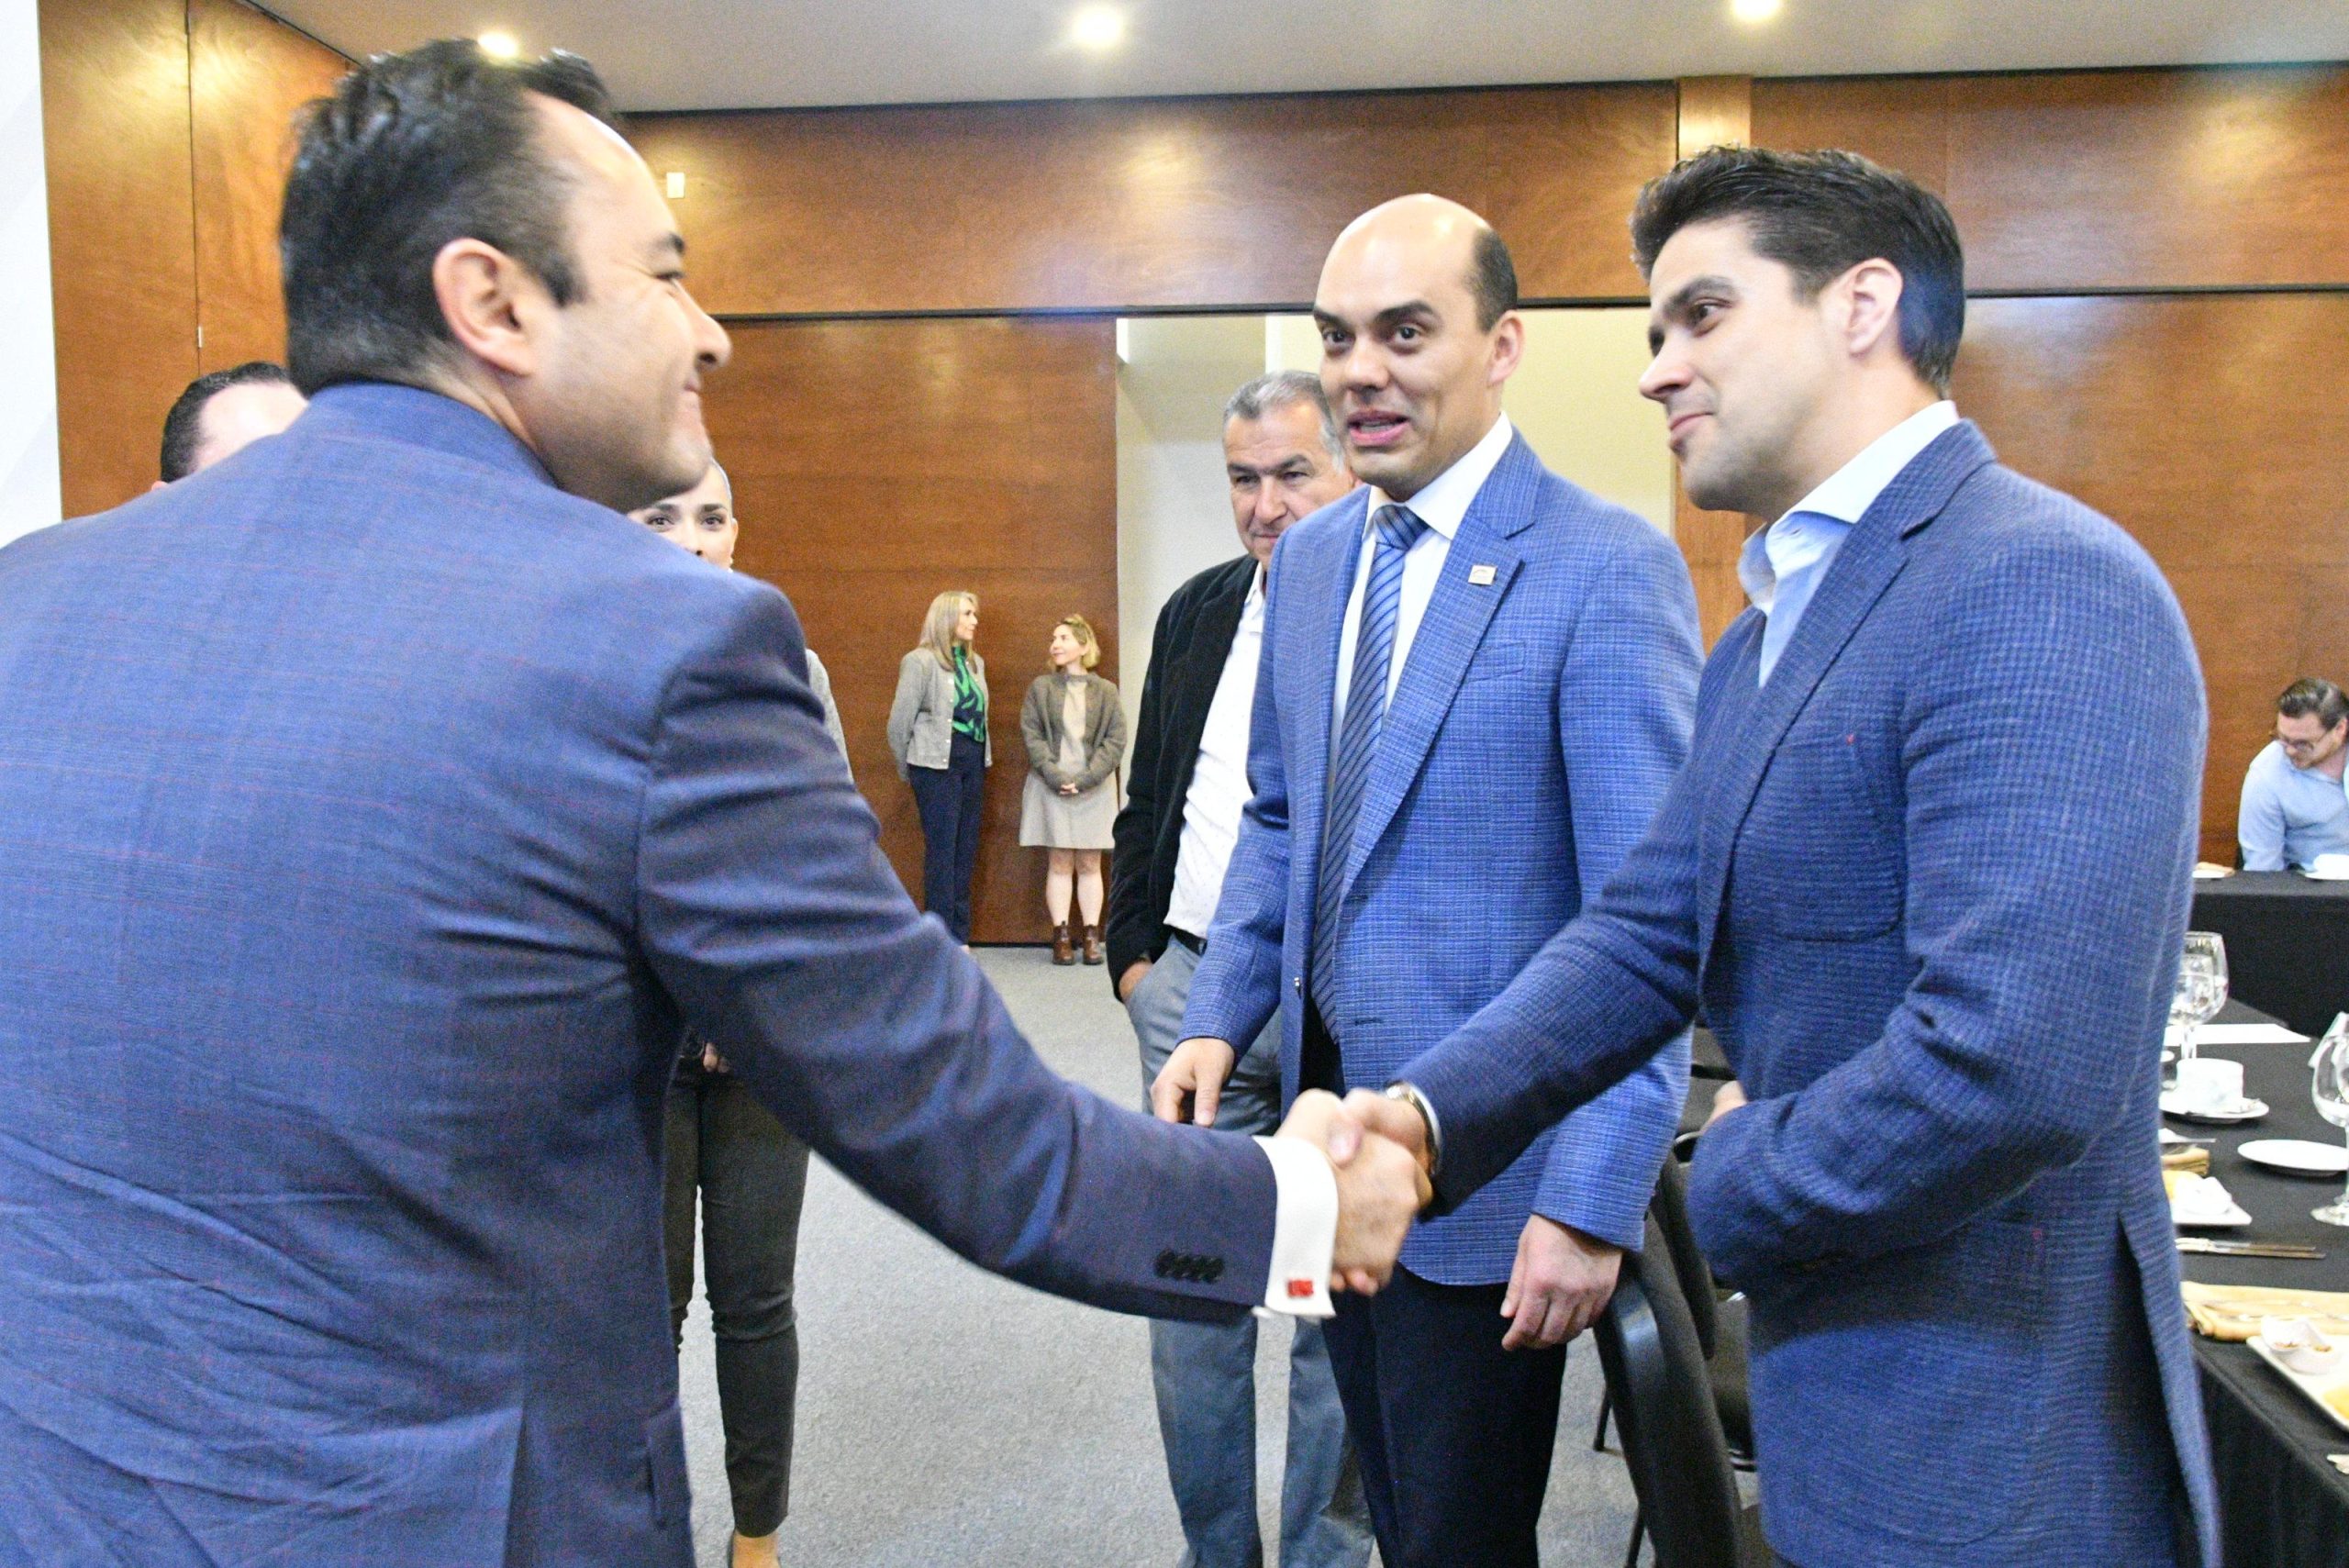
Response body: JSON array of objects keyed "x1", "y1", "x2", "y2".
[{"x1": 2177, "y1": 1237, "x2": 2327, "y2": 1259}]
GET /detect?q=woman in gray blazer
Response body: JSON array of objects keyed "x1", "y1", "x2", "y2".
[
  {"x1": 888, "y1": 590, "x2": 990, "y2": 945},
  {"x1": 1019, "y1": 615, "x2": 1126, "y2": 965}
]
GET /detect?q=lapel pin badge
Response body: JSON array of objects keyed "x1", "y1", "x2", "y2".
[{"x1": 1468, "y1": 563, "x2": 1497, "y2": 586}]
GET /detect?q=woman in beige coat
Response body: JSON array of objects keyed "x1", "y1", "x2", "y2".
[{"x1": 1018, "y1": 614, "x2": 1126, "y2": 964}]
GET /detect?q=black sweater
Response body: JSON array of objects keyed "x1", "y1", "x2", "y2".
[{"x1": 1105, "y1": 553, "x2": 1260, "y2": 992}]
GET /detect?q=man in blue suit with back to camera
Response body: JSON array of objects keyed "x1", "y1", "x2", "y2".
[
  {"x1": 0, "y1": 41, "x2": 1428, "y2": 1568},
  {"x1": 1345, "y1": 147, "x2": 2221, "y2": 1567},
  {"x1": 1154, "y1": 196, "x2": 1702, "y2": 1566}
]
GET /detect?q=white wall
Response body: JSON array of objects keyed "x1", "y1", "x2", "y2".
[
  {"x1": 1114, "y1": 316, "x2": 1264, "y2": 722},
  {"x1": 0, "y1": 0, "x2": 60, "y2": 546}
]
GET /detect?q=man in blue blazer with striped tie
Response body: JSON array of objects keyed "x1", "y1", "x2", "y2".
[
  {"x1": 1155, "y1": 197, "x2": 1702, "y2": 1565},
  {"x1": 1350, "y1": 149, "x2": 2221, "y2": 1567},
  {"x1": 0, "y1": 44, "x2": 1429, "y2": 1568}
]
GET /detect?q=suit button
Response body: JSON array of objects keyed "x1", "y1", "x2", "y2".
[
  {"x1": 1204, "y1": 1259, "x2": 1224, "y2": 1283},
  {"x1": 1292, "y1": 976, "x2": 1302, "y2": 994},
  {"x1": 1155, "y1": 1250, "x2": 1178, "y2": 1279}
]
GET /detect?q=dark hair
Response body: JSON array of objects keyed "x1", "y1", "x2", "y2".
[
  {"x1": 1468, "y1": 226, "x2": 1518, "y2": 332},
  {"x1": 2278, "y1": 678, "x2": 2349, "y2": 732},
  {"x1": 158, "y1": 361, "x2": 295, "y2": 482},
  {"x1": 1630, "y1": 146, "x2": 1965, "y2": 395},
  {"x1": 280, "y1": 40, "x2": 618, "y2": 395}
]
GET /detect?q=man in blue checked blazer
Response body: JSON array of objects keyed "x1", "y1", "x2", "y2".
[
  {"x1": 0, "y1": 46, "x2": 1428, "y2": 1568},
  {"x1": 1353, "y1": 150, "x2": 2221, "y2": 1567},
  {"x1": 1154, "y1": 197, "x2": 1702, "y2": 1566}
]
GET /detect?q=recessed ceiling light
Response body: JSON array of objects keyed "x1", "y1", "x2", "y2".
[
  {"x1": 1068, "y1": 5, "x2": 1127, "y2": 51},
  {"x1": 1730, "y1": 0, "x2": 1783, "y2": 22},
  {"x1": 477, "y1": 30, "x2": 520, "y2": 59}
]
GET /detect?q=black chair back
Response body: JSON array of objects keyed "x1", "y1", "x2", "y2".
[
  {"x1": 1593, "y1": 1214, "x2": 1752, "y2": 1568},
  {"x1": 1650, "y1": 1151, "x2": 1718, "y2": 1358}
]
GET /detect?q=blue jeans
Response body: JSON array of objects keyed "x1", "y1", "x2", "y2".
[{"x1": 1128, "y1": 936, "x2": 1372, "y2": 1568}]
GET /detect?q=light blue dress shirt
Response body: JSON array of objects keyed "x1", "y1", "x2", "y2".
[
  {"x1": 1739, "y1": 400, "x2": 1962, "y2": 684},
  {"x1": 2236, "y1": 740, "x2": 2349, "y2": 871}
]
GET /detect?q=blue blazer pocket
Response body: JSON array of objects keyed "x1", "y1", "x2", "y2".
[
  {"x1": 1458, "y1": 643, "x2": 1532, "y2": 684},
  {"x1": 1752, "y1": 1216, "x2": 2052, "y2": 1545},
  {"x1": 1739, "y1": 733, "x2": 1903, "y2": 940}
]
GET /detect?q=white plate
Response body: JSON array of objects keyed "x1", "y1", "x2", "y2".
[
  {"x1": 2297, "y1": 867, "x2": 2349, "y2": 882},
  {"x1": 2160, "y1": 1093, "x2": 2271, "y2": 1124},
  {"x1": 2238, "y1": 1139, "x2": 2349, "y2": 1177},
  {"x1": 2195, "y1": 1023, "x2": 2310, "y2": 1047},
  {"x1": 2248, "y1": 1337, "x2": 2349, "y2": 1433},
  {"x1": 2172, "y1": 1198, "x2": 2253, "y2": 1228}
]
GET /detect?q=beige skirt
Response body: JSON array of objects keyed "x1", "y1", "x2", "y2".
[{"x1": 1019, "y1": 772, "x2": 1119, "y2": 849}]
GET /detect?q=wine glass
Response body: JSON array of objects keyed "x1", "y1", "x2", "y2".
[
  {"x1": 2312, "y1": 1017, "x2": 2349, "y2": 1227},
  {"x1": 2171, "y1": 932, "x2": 2229, "y2": 1066}
]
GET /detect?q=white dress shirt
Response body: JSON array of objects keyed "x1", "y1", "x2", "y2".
[
  {"x1": 1738, "y1": 400, "x2": 1960, "y2": 684},
  {"x1": 1251, "y1": 1135, "x2": 1339, "y2": 1317},
  {"x1": 1329, "y1": 414, "x2": 1517, "y2": 738},
  {"x1": 1165, "y1": 565, "x2": 1266, "y2": 940}
]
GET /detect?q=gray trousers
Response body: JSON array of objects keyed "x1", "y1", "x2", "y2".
[{"x1": 1127, "y1": 937, "x2": 1372, "y2": 1568}]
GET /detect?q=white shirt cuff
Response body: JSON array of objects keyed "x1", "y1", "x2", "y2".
[{"x1": 1252, "y1": 1136, "x2": 1337, "y2": 1319}]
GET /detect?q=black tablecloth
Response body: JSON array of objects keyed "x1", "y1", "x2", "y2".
[
  {"x1": 2174, "y1": 1000, "x2": 2349, "y2": 1568},
  {"x1": 2191, "y1": 873, "x2": 2349, "y2": 1038}
]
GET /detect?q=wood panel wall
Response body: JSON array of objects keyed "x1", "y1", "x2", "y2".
[
  {"x1": 1750, "y1": 68, "x2": 2349, "y2": 292},
  {"x1": 702, "y1": 317, "x2": 1121, "y2": 943},
  {"x1": 629, "y1": 83, "x2": 1676, "y2": 315},
  {"x1": 39, "y1": 0, "x2": 344, "y2": 511},
  {"x1": 188, "y1": 0, "x2": 348, "y2": 373},
  {"x1": 41, "y1": 34, "x2": 2349, "y2": 874},
  {"x1": 1953, "y1": 295, "x2": 2349, "y2": 862},
  {"x1": 39, "y1": 0, "x2": 201, "y2": 515}
]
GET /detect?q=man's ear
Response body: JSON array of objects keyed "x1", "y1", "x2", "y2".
[
  {"x1": 1840, "y1": 258, "x2": 1907, "y2": 362},
  {"x1": 431, "y1": 238, "x2": 549, "y2": 380},
  {"x1": 1486, "y1": 309, "x2": 1526, "y2": 387}
]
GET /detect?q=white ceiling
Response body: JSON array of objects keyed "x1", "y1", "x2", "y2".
[{"x1": 266, "y1": 0, "x2": 2349, "y2": 113}]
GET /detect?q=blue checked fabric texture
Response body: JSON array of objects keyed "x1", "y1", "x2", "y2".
[{"x1": 1309, "y1": 503, "x2": 1426, "y2": 1009}]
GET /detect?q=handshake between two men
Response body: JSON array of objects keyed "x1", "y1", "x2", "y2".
[{"x1": 1161, "y1": 1039, "x2": 1442, "y2": 1300}]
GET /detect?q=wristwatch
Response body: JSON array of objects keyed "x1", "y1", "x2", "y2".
[{"x1": 1381, "y1": 1081, "x2": 1442, "y2": 1184}]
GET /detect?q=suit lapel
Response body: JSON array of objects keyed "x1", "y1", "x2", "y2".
[
  {"x1": 1342, "y1": 437, "x2": 1540, "y2": 890},
  {"x1": 1692, "y1": 422, "x2": 2000, "y2": 956}
]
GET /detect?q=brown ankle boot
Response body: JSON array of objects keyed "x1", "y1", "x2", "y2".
[
  {"x1": 1052, "y1": 923, "x2": 1075, "y2": 964},
  {"x1": 1082, "y1": 925, "x2": 1105, "y2": 965}
]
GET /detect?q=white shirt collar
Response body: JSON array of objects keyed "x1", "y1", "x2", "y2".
[
  {"x1": 1364, "y1": 413, "x2": 1514, "y2": 541},
  {"x1": 1779, "y1": 400, "x2": 1961, "y2": 528},
  {"x1": 1739, "y1": 402, "x2": 1961, "y2": 612}
]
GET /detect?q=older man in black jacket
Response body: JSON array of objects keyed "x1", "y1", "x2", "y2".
[{"x1": 1107, "y1": 372, "x2": 1369, "y2": 1568}]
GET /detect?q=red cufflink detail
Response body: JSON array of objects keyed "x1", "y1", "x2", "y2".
[{"x1": 1286, "y1": 1277, "x2": 1316, "y2": 1298}]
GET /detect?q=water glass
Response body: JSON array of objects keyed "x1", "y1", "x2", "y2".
[
  {"x1": 2312, "y1": 1016, "x2": 2349, "y2": 1228},
  {"x1": 2171, "y1": 931, "x2": 2229, "y2": 1066}
]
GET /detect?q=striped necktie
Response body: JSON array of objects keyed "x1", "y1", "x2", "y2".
[{"x1": 1309, "y1": 503, "x2": 1427, "y2": 1015}]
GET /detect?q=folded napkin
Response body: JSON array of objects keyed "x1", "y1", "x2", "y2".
[
  {"x1": 2162, "y1": 1147, "x2": 2211, "y2": 1177},
  {"x1": 2165, "y1": 1171, "x2": 2238, "y2": 1222},
  {"x1": 2183, "y1": 1282, "x2": 2349, "y2": 1341}
]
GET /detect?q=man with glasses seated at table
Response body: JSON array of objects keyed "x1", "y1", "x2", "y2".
[{"x1": 2239, "y1": 677, "x2": 2349, "y2": 872}]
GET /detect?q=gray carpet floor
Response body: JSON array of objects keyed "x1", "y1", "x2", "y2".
[{"x1": 675, "y1": 947, "x2": 1642, "y2": 1566}]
